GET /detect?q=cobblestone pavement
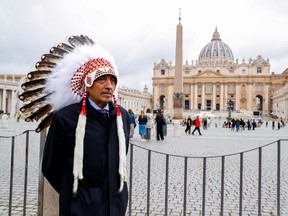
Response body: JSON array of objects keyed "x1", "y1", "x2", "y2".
[
  {"x1": 127, "y1": 121, "x2": 288, "y2": 215},
  {"x1": 0, "y1": 119, "x2": 287, "y2": 215},
  {"x1": 0, "y1": 121, "x2": 40, "y2": 216}
]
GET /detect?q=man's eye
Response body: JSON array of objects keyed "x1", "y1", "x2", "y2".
[{"x1": 97, "y1": 77, "x2": 105, "y2": 83}]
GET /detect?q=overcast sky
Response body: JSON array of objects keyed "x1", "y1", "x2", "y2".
[{"x1": 1, "y1": 0, "x2": 288, "y2": 92}]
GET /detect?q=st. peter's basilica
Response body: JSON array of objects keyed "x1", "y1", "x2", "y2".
[{"x1": 152, "y1": 17, "x2": 288, "y2": 119}]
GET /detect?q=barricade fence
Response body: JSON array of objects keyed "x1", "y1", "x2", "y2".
[
  {"x1": 127, "y1": 140, "x2": 288, "y2": 216},
  {"x1": 0, "y1": 129, "x2": 287, "y2": 216},
  {"x1": 0, "y1": 130, "x2": 41, "y2": 216}
]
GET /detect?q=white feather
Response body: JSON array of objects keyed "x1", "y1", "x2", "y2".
[
  {"x1": 116, "y1": 115, "x2": 127, "y2": 193},
  {"x1": 73, "y1": 113, "x2": 86, "y2": 194}
]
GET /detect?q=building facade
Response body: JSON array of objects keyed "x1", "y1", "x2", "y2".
[
  {"x1": 152, "y1": 21, "x2": 287, "y2": 118},
  {"x1": 0, "y1": 74, "x2": 25, "y2": 117},
  {"x1": 118, "y1": 85, "x2": 152, "y2": 115},
  {"x1": 270, "y1": 69, "x2": 288, "y2": 120},
  {"x1": 0, "y1": 73, "x2": 152, "y2": 119}
]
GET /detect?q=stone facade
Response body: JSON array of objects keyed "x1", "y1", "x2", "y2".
[
  {"x1": 152, "y1": 25, "x2": 288, "y2": 119},
  {"x1": 118, "y1": 85, "x2": 152, "y2": 115},
  {"x1": 0, "y1": 74, "x2": 25, "y2": 117},
  {"x1": 270, "y1": 69, "x2": 288, "y2": 120}
]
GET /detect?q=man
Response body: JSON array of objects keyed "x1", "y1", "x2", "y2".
[
  {"x1": 128, "y1": 109, "x2": 136, "y2": 139},
  {"x1": 185, "y1": 115, "x2": 192, "y2": 134},
  {"x1": 155, "y1": 109, "x2": 165, "y2": 140},
  {"x1": 191, "y1": 115, "x2": 202, "y2": 136},
  {"x1": 39, "y1": 36, "x2": 130, "y2": 215}
]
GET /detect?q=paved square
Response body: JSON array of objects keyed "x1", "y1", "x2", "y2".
[
  {"x1": 128, "y1": 120, "x2": 288, "y2": 215},
  {"x1": 0, "y1": 119, "x2": 287, "y2": 215}
]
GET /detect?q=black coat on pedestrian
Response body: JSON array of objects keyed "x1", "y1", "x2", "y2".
[{"x1": 42, "y1": 99, "x2": 130, "y2": 216}]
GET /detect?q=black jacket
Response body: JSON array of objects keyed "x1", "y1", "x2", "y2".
[{"x1": 42, "y1": 99, "x2": 130, "y2": 216}]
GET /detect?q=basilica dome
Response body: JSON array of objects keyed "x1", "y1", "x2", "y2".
[{"x1": 198, "y1": 28, "x2": 234, "y2": 63}]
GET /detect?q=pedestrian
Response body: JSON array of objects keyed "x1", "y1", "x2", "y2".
[
  {"x1": 145, "y1": 108, "x2": 153, "y2": 140},
  {"x1": 203, "y1": 118, "x2": 208, "y2": 130},
  {"x1": 247, "y1": 119, "x2": 251, "y2": 130},
  {"x1": 30, "y1": 35, "x2": 131, "y2": 215},
  {"x1": 272, "y1": 120, "x2": 275, "y2": 130},
  {"x1": 138, "y1": 110, "x2": 148, "y2": 141},
  {"x1": 162, "y1": 111, "x2": 167, "y2": 137},
  {"x1": 16, "y1": 113, "x2": 21, "y2": 122},
  {"x1": 252, "y1": 120, "x2": 257, "y2": 130},
  {"x1": 155, "y1": 108, "x2": 165, "y2": 140},
  {"x1": 191, "y1": 115, "x2": 202, "y2": 135},
  {"x1": 185, "y1": 115, "x2": 192, "y2": 134},
  {"x1": 128, "y1": 109, "x2": 136, "y2": 139},
  {"x1": 277, "y1": 121, "x2": 281, "y2": 130}
]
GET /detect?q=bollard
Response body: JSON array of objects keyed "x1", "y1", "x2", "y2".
[{"x1": 173, "y1": 120, "x2": 181, "y2": 137}]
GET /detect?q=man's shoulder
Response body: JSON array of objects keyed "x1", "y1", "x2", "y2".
[
  {"x1": 118, "y1": 105, "x2": 129, "y2": 116},
  {"x1": 55, "y1": 102, "x2": 81, "y2": 117}
]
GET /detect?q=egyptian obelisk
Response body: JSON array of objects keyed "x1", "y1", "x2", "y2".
[{"x1": 173, "y1": 9, "x2": 183, "y2": 119}]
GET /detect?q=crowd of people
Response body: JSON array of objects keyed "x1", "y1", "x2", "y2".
[
  {"x1": 130, "y1": 112, "x2": 287, "y2": 140},
  {"x1": 128, "y1": 108, "x2": 167, "y2": 142},
  {"x1": 183, "y1": 115, "x2": 202, "y2": 135},
  {"x1": 180, "y1": 115, "x2": 287, "y2": 134}
]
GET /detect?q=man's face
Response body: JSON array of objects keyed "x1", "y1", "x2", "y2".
[{"x1": 86, "y1": 75, "x2": 116, "y2": 108}]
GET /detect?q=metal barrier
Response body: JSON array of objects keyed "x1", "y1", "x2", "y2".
[
  {"x1": 127, "y1": 139, "x2": 288, "y2": 216},
  {"x1": 0, "y1": 130, "x2": 41, "y2": 216},
  {"x1": 0, "y1": 129, "x2": 287, "y2": 215}
]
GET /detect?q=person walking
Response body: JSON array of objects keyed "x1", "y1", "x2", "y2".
[
  {"x1": 191, "y1": 116, "x2": 202, "y2": 136},
  {"x1": 138, "y1": 110, "x2": 148, "y2": 142},
  {"x1": 272, "y1": 120, "x2": 275, "y2": 130},
  {"x1": 20, "y1": 35, "x2": 131, "y2": 216},
  {"x1": 185, "y1": 116, "x2": 192, "y2": 134},
  {"x1": 128, "y1": 109, "x2": 136, "y2": 139},
  {"x1": 155, "y1": 109, "x2": 165, "y2": 140},
  {"x1": 145, "y1": 108, "x2": 153, "y2": 140}
]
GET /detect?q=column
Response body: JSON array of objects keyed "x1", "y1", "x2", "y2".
[
  {"x1": 263, "y1": 83, "x2": 269, "y2": 114},
  {"x1": 235, "y1": 84, "x2": 240, "y2": 111},
  {"x1": 212, "y1": 83, "x2": 216, "y2": 110},
  {"x1": 190, "y1": 83, "x2": 194, "y2": 110},
  {"x1": 194, "y1": 84, "x2": 198, "y2": 110},
  {"x1": 220, "y1": 84, "x2": 224, "y2": 111},
  {"x1": 224, "y1": 83, "x2": 228, "y2": 111},
  {"x1": 2, "y1": 89, "x2": 6, "y2": 113},
  {"x1": 247, "y1": 83, "x2": 253, "y2": 111},
  {"x1": 10, "y1": 90, "x2": 15, "y2": 117},
  {"x1": 153, "y1": 84, "x2": 159, "y2": 109},
  {"x1": 167, "y1": 84, "x2": 173, "y2": 113},
  {"x1": 201, "y1": 84, "x2": 205, "y2": 110}
]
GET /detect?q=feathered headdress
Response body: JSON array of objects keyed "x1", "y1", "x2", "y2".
[{"x1": 19, "y1": 35, "x2": 127, "y2": 195}]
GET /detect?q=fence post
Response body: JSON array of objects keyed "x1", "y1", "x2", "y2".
[{"x1": 38, "y1": 129, "x2": 59, "y2": 216}]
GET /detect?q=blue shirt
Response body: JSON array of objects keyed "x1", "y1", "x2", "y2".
[{"x1": 88, "y1": 98, "x2": 109, "y2": 112}]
